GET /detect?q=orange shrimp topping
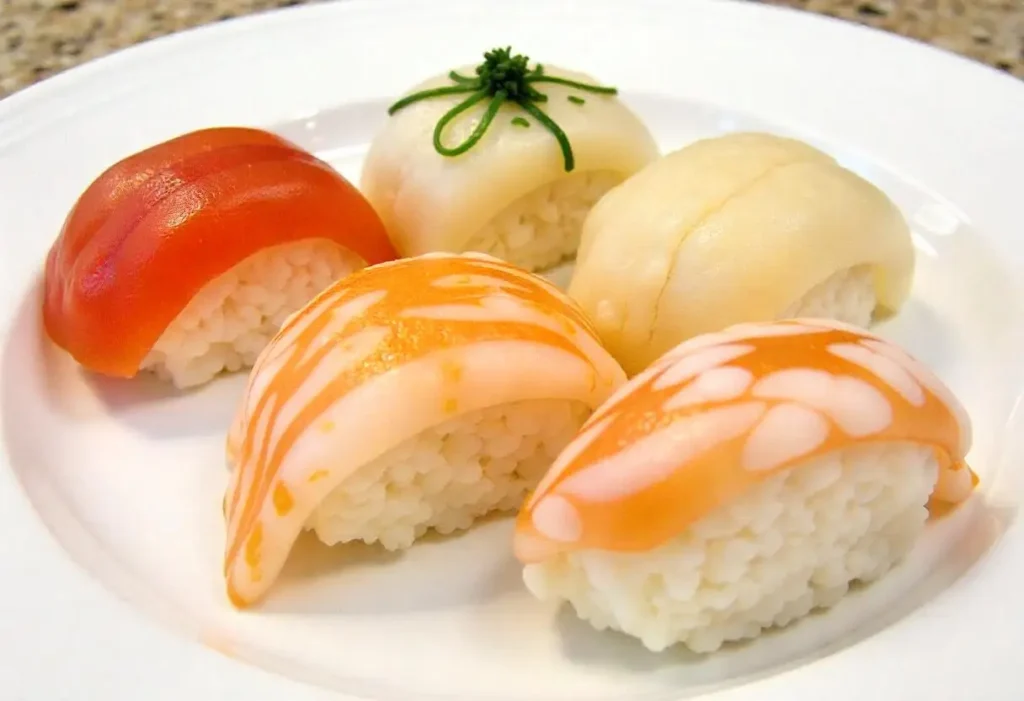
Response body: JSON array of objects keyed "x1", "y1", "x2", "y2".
[
  {"x1": 42, "y1": 126, "x2": 397, "y2": 377},
  {"x1": 514, "y1": 318, "x2": 976, "y2": 564},
  {"x1": 223, "y1": 253, "x2": 622, "y2": 607}
]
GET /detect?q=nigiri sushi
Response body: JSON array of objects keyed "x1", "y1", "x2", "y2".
[
  {"x1": 568, "y1": 132, "x2": 916, "y2": 375},
  {"x1": 43, "y1": 126, "x2": 398, "y2": 388},
  {"x1": 223, "y1": 252, "x2": 626, "y2": 606},
  {"x1": 360, "y1": 47, "x2": 659, "y2": 273},
  {"x1": 515, "y1": 318, "x2": 975, "y2": 654}
]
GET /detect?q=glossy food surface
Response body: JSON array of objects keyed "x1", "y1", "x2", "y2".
[
  {"x1": 569, "y1": 132, "x2": 916, "y2": 375},
  {"x1": 514, "y1": 318, "x2": 976, "y2": 563},
  {"x1": 360, "y1": 64, "x2": 659, "y2": 258},
  {"x1": 42, "y1": 126, "x2": 397, "y2": 377},
  {"x1": 2, "y1": 1, "x2": 1023, "y2": 698},
  {"x1": 224, "y1": 252, "x2": 626, "y2": 606}
]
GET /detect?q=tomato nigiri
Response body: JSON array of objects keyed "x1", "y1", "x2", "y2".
[{"x1": 43, "y1": 126, "x2": 398, "y2": 388}]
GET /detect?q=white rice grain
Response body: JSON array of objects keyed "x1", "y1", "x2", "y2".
[
  {"x1": 783, "y1": 264, "x2": 877, "y2": 328},
  {"x1": 140, "y1": 239, "x2": 364, "y2": 389},
  {"x1": 463, "y1": 171, "x2": 622, "y2": 273},
  {"x1": 306, "y1": 399, "x2": 591, "y2": 550},
  {"x1": 522, "y1": 442, "x2": 937, "y2": 654}
]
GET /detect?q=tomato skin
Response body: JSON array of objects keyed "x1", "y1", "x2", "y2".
[{"x1": 43, "y1": 127, "x2": 398, "y2": 377}]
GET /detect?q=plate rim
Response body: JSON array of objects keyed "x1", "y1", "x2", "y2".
[
  {"x1": 3, "y1": 0, "x2": 1023, "y2": 114},
  {"x1": 2, "y1": 0, "x2": 1024, "y2": 699}
]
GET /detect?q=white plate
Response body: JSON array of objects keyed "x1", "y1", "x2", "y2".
[{"x1": 3, "y1": 0, "x2": 1024, "y2": 698}]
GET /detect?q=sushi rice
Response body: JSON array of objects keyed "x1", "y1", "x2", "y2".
[
  {"x1": 307, "y1": 399, "x2": 591, "y2": 550},
  {"x1": 462, "y1": 170, "x2": 623, "y2": 273},
  {"x1": 222, "y1": 252, "x2": 627, "y2": 606},
  {"x1": 140, "y1": 240, "x2": 364, "y2": 389},
  {"x1": 523, "y1": 441, "x2": 936, "y2": 654},
  {"x1": 784, "y1": 264, "x2": 877, "y2": 328},
  {"x1": 514, "y1": 317, "x2": 974, "y2": 654}
]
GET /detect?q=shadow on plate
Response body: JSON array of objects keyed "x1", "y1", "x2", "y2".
[
  {"x1": 530, "y1": 496, "x2": 1009, "y2": 694},
  {"x1": 541, "y1": 586, "x2": 911, "y2": 700},
  {"x1": 7, "y1": 277, "x2": 245, "y2": 439},
  {"x1": 259, "y1": 513, "x2": 526, "y2": 615},
  {"x1": 554, "y1": 607, "x2": 691, "y2": 674}
]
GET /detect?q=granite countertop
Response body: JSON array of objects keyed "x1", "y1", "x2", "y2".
[{"x1": 1, "y1": 0, "x2": 1022, "y2": 98}]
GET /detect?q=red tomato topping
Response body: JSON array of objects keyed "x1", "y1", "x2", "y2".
[{"x1": 42, "y1": 126, "x2": 397, "y2": 377}]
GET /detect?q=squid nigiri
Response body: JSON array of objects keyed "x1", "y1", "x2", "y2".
[
  {"x1": 360, "y1": 47, "x2": 659, "y2": 273},
  {"x1": 43, "y1": 126, "x2": 397, "y2": 388},
  {"x1": 568, "y1": 132, "x2": 916, "y2": 375},
  {"x1": 223, "y1": 252, "x2": 626, "y2": 607},
  {"x1": 515, "y1": 318, "x2": 975, "y2": 654}
]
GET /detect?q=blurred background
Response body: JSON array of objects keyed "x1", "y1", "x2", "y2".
[{"x1": 1, "y1": 0, "x2": 1021, "y2": 98}]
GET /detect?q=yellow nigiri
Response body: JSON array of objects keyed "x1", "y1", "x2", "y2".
[{"x1": 569, "y1": 132, "x2": 915, "y2": 375}]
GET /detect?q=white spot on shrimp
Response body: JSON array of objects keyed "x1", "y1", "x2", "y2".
[
  {"x1": 584, "y1": 375, "x2": 643, "y2": 428},
  {"x1": 400, "y1": 299, "x2": 516, "y2": 322},
  {"x1": 652, "y1": 344, "x2": 755, "y2": 391},
  {"x1": 292, "y1": 289, "x2": 388, "y2": 367},
  {"x1": 557, "y1": 402, "x2": 767, "y2": 502},
  {"x1": 532, "y1": 495, "x2": 583, "y2": 542},
  {"x1": 528, "y1": 413, "x2": 615, "y2": 509},
  {"x1": 652, "y1": 321, "x2": 826, "y2": 373},
  {"x1": 743, "y1": 403, "x2": 830, "y2": 472},
  {"x1": 860, "y1": 339, "x2": 972, "y2": 454},
  {"x1": 514, "y1": 530, "x2": 559, "y2": 562},
  {"x1": 400, "y1": 295, "x2": 562, "y2": 332},
  {"x1": 653, "y1": 333, "x2": 735, "y2": 366},
  {"x1": 659, "y1": 322, "x2": 823, "y2": 366},
  {"x1": 431, "y1": 274, "x2": 518, "y2": 289},
  {"x1": 827, "y1": 342, "x2": 925, "y2": 407},
  {"x1": 722, "y1": 320, "x2": 829, "y2": 339},
  {"x1": 752, "y1": 368, "x2": 892, "y2": 437},
  {"x1": 793, "y1": 317, "x2": 883, "y2": 338},
  {"x1": 269, "y1": 325, "x2": 390, "y2": 452},
  {"x1": 664, "y1": 366, "x2": 754, "y2": 411},
  {"x1": 420, "y1": 251, "x2": 465, "y2": 261}
]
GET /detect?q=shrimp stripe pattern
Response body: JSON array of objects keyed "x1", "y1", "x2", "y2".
[
  {"x1": 514, "y1": 318, "x2": 976, "y2": 564},
  {"x1": 223, "y1": 252, "x2": 626, "y2": 606}
]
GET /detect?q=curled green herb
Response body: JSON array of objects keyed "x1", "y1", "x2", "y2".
[
  {"x1": 387, "y1": 46, "x2": 618, "y2": 172},
  {"x1": 568, "y1": 96, "x2": 586, "y2": 105}
]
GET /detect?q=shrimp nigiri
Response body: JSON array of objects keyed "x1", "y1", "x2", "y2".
[
  {"x1": 43, "y1": 126, "x2": 397, "y2": 388},
  {"x1": 223, "y1": 252, "x2": 626, "y2": 607},
  {"x1": 515, "y1": 318, "x2": 976, "y2": 653}
]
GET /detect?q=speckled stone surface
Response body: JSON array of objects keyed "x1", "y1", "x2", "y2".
[{"x1": 1, "y1": 0, "x2": 1021, "y2": 99}]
